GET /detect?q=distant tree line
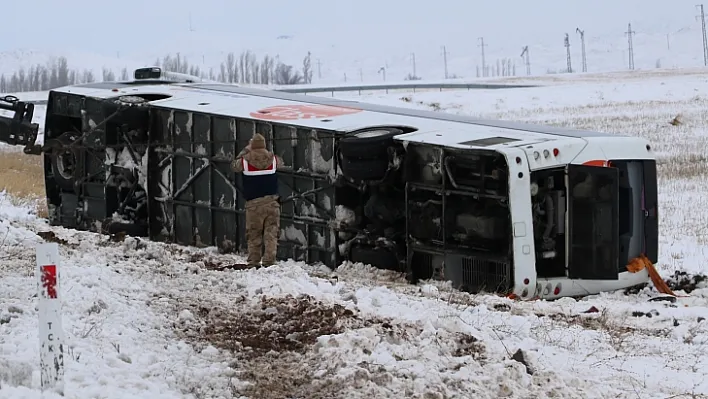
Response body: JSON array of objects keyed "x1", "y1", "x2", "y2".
[
  {"x1": 477, "y1": 58, "x2": 517, "y2": 78},
  {"x1": 0, "y1": 56, "x2": 102, "y2": 93},
  {"x1": 155, "y1": 50, "x2": 312, "y2": 85},
  {"x1": 0, "y1": 50, "x2": 314, "y2": 93}
]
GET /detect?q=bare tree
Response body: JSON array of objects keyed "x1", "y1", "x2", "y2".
[
  {"x1": 260, "y1": 55, "x2": 274, "y2": 84},
  {"x1": 302, "y1": 52, "x2": 313, "y2": 84},
  {"x1": 239, "y1": 51, "x2": 247, "y2": 83},
  {"x1": 224, "y1": 52, "x2": 237, "y2": 83},
  {"x1": 274, "y1": 63, "x2": 303, "y2": 85},
  {"x1": 102, "y1": 68, "x2": 116, "y2": 82}
]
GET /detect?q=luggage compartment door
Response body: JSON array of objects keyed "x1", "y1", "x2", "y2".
[{"x1": 566, "y1": 164, "x2": 620, "y2": 280}]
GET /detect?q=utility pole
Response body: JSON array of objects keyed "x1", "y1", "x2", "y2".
[
  {"x1": 564, "y1": 33, "x2": 572, "y2": 73},
  {"x1": 359, "y1": 68, "x2": 363, "y2": 82},
  {"x1": 442, "y1": 45, "x2": 449, "y2": 79},
  {"x1": 411, "y1": 52, "x2": 417, "y2": 77},
  {"x1": 667, "y1": 33, "x2": 670, "y2": 50},
  {"x1": 697, "y1": 4, "x2": 708, "y2": 65},
  {"x1": 344, "y1": 73, "x2": 347, "y2": 82},
  {"x1": 478, "y1": 37, "x2": 487, "y2": 77},
  {"x1": 576, "y1": 28, "x2": 587, "y2": 72},
  {"x1": 378, "y1": 66, "x2": 386, "y2": 81},
  {"x1": 625, "y1": 23, "x2": 635, "y2": 70},
  {"x1": 520, "y1": 46, "x2": 531, "y2": 76},
  {"x1": 316, "y1": 59, "x2": 322, "y2": 79}
]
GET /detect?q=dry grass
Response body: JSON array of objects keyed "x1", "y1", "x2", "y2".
[
  {"x1": 0, "y1": 149, "x2": 47, "y2": 217},
  {"x1": 473, "y1": 98, "x2": 708, "y2": 181}
]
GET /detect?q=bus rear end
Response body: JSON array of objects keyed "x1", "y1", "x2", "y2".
[{"x1": 522, "y1": 136, "x2": 657, "y2": 299}]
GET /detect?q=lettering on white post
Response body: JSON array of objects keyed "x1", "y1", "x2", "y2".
[{"x1": 36, "y1": 242, "x2": 64, "y2": 396}]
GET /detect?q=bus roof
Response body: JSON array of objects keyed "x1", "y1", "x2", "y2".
[{"x1": 55, "y1": 81, "x2": 618, "y2": 150}]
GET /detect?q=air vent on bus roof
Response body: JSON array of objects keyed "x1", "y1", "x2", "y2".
[{"x1": 133, "y1": 67, "x2": 204, "y2": 84}]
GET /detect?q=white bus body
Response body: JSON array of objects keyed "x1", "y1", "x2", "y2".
[{"x1": 0, "y1": 67, "x2": 657, "y2": 299}]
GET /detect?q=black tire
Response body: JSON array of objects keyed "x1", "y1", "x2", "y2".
[
  {"x1": 48, "y1": 132, "x2": 80, "y2": 192},
  {"x1": 340, "y1": 156, "x2": 390, "y2": 181},
  {"x1": 338, "y1": 128, "x2": 403, "y2": 159},
  {"x1": 350, "y1": 244, "x2": 399, "y2": 271}
]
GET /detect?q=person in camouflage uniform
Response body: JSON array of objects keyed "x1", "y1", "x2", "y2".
[{"x1": 232, "y1": 133, "x2": 285, "y2": 267}]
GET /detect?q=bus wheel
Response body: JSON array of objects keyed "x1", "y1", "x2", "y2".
[
  {"x1": 338, "y1": 127, "x2": 403, "y2": 159},
  {"x1": 47, "y1": 132, "x2": 80, "y2": 192}
]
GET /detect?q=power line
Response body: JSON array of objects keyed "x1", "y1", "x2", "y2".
[
  {"x1": 625, "y1": 23, "x2": 635, "y2": 70},
  {"x1": 697, "y1": 4, "x2": 708, "y2": 66},
  {"x1": 478, "y1": 37, "x2": 487, "y2": 77},
  {"x1": 576, "y1": 28, "x2": 587, "y2": 72},
  {"x1": 520, "y1": 46, "x2": 531, "y2": 76},
  {"x1": 564, "y1": 33, "x2": 572, "y2": 73}
]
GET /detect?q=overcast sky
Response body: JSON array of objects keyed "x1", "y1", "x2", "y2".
[{"x1": 4, "y1": 0, "x2": 699, "y2": 57}]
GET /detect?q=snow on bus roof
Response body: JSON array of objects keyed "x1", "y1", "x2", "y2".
[{"x1": 58, "y1": 81, "x2": 614, "y2": 143}]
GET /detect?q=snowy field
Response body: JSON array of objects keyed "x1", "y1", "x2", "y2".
[{"x1": 2, "y1": 70, "x2": 708, "y2": 399}]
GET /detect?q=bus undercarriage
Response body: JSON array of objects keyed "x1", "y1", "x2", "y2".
[{"x1": 0, "y1": 85, "x2": 658, "y2": 299}]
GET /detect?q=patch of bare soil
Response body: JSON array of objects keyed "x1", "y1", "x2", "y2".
[
  {"x1": 176, "y1": 294, "x2": 366, "y2": 398},
  {"x1": 623, "y1": 270, "x2": 708, "y2": 295},
  {"x1": 183, "y1": 251, "x2": 254, "y2": 271},
  {"x1": 195, "y1": 294, "x2": 356, "y2": 356},
  {"x1": 664, "y1": 270, "x2": 708, "y2": 293},
  {"x1": 36, "y1": 230, "x2": 78, "y2": 248},
  {"x1": 175, "y1": 294, "x2": 485, "y2": 399}
]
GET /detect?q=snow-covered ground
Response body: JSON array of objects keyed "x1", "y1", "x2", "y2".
[{"x1": 2, "y1": 70, "x2": 708, "y2": 399}]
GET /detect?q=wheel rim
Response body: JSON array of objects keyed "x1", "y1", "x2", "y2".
[
  {"x1": 118, "y1": 95, "x2": 146, "y2": 104},
  {"x1": 55, "y1": 149, "x2": 76, "y2": 180}
]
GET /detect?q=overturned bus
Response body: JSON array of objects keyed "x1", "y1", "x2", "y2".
[{"x1": 0, "y1": 67, "x2": 658, "y2": 300}]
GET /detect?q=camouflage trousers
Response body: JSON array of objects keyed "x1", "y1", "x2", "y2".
[{"x1": 245, "y1": 195, "x2": 281, "y2": 267}]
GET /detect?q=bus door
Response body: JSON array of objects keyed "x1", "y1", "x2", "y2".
[{"x1": 566, "y1": 164, "x2": 620, "y2": 280}]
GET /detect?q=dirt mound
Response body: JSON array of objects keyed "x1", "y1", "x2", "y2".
[
  {"x1": 174, "y1": 294, "x2": 486, "y2": 399},
  {"x1": 176, "y1": 294, "x2": 366, "y2": 398},
  {"x1": 191, "y1": 294, "x2": 357, "y2": 357}
]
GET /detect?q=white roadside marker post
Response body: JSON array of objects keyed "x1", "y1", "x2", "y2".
[{"x1": 36, "y1": 242, "x2": 65, "y2": 396}]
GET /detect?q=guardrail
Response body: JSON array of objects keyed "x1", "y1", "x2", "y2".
[
  {"x1": 276, "y1": 82, "x2": 538, "y2": 95},
  {"x1": 11, "y1": 81, "x2": 538, "y2": 106}
]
